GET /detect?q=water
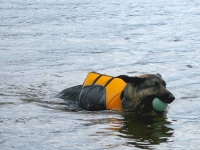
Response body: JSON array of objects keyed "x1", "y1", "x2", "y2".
[{"x1": 0, "y1": 0, "x2": 200, "y2": 149}]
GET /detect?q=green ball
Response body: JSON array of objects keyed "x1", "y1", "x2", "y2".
[{"x1": 152, "y1": 98, "x2": 168, "y2": 111}]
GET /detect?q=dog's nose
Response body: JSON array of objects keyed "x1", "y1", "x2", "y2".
[{"x1": 168, "y1": 94, "x2": 175, "y2": 103}]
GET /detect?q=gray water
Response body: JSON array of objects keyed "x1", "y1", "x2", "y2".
[{"x1": 0, "y1": 0, "x2": 200, "y2": 149}]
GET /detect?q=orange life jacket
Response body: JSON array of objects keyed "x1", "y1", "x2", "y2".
[{"x1": 79, "y1": 72, "x2": 127, "y2": 111}]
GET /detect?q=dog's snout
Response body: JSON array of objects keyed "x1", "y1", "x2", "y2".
[
  {"x1": 160, "y1": 92, "x2": 175, "y2": 103},
  {"x1": 168, "y1": 94, "x2": 175, "y2": 103}
]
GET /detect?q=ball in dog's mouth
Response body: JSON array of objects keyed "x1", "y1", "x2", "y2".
[{"x1": 152, "y1": 98, "x2": 168, "y2": 112}]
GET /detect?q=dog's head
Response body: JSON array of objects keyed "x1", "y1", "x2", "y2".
[{"x1": 118, "y1": 74, "x2": 175, "y2": 114}]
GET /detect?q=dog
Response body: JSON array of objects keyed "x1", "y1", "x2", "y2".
[{"x1": 56, "y1": 72, "x2": 175, "y2": 114}]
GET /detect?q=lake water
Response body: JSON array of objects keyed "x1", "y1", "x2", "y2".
[{"x1": 0, "y1": 0, "x2": 200, "y2": 149}]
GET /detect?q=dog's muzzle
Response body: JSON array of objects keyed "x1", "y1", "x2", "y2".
[{"x1": 160, "y1": 93, "x2": 175, "y2": 104}]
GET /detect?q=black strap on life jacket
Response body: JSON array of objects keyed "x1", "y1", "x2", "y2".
[
  {"x1": 92, "y1": 73, "x2": 115, "y2": 87},
  {"x1": 104, "y1": 77, "x2": 114, "y2": 87},
  {"x1": 91, "y1": 74, "x2": 103, "y2": 85},
  {"x1": 79, "y1": 74, "x2": 114, "y2": 110}
]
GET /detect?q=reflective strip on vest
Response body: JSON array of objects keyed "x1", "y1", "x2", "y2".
[{"x1": 83, "y1": 72, "x2": 127, "y2": 111}]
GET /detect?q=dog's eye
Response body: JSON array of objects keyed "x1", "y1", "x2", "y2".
[{"x1": 154, "y1": 82, "x2": 160, "y2": 88}]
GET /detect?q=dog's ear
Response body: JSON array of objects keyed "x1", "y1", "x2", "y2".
[
  {"x1": 156, "y1": 73, "x2": 162, "y2": 78},
  {"x1": 117, "y1": 75, "x2": 144, "y2": 86},
  {"x1": 116, "y1": 75, "x2": 130, "y2": 83}
]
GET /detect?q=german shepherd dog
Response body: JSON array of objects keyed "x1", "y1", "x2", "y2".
[{"x1": 56, "y1": 72, "x2": 175, "y2": 114}]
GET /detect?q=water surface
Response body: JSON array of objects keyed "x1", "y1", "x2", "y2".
[{"x1": 0, "y1": 0, "x2": 200, "y2": 149}]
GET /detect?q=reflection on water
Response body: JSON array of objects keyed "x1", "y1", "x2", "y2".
[
  {"x1": 119, "y1": 114, "x2": 173, "y2": 149},
  {"x1": 79, "y1": 111, "x2": 174, "y2": 149}
]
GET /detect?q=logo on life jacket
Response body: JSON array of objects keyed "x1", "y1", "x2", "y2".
[{"x1": 79, "y1": 72, "x2": 127, "y2": 111}]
